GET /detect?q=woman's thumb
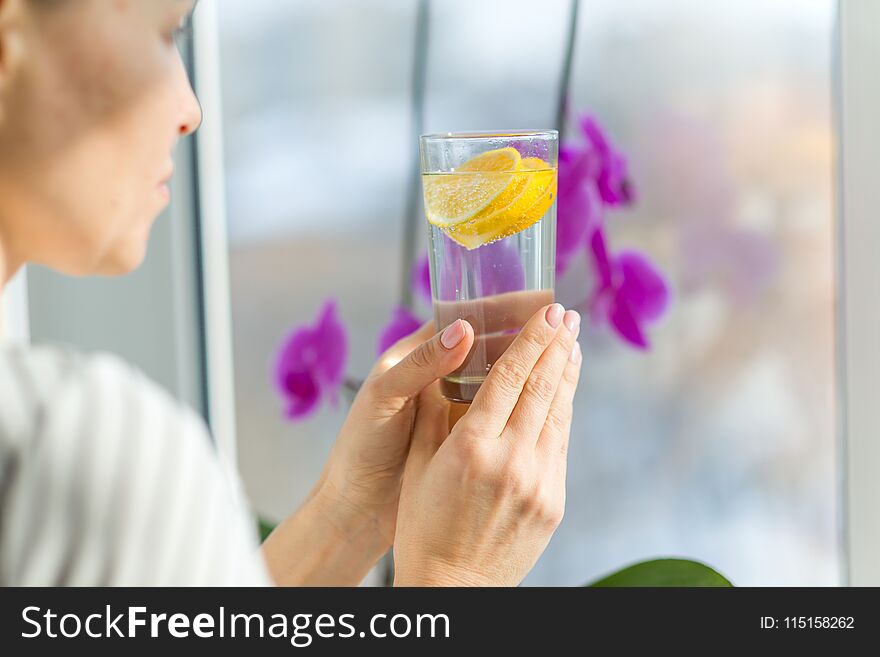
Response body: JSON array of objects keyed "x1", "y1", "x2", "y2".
[{"x1": 373, "y1": 320, "x2": 474, "y2": 401}]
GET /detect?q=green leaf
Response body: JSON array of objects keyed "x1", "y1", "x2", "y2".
[
  {"x1": 257, "y1": 516, "x2": 277, "y2": 543},
  {"x1": 587, "y1": 558, "x2": 733, "y2": 587}
]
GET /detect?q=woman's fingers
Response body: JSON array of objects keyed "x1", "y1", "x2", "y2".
[
  {"x1": 536, "y1": 338, "x2": 582, "y2": 461},
  {"x1": 464, "y1": 303, "x2": 566, "y2": 437},
  {"x1": 504, "y1": 310, "x2": 580, "y2": 446},
  {"x1": 369, "y1": 320, "x2": 474, "y2": 409},
  {"x1": 368, "y1": 321, "x2": 436, "y2": 377},
  {"x1": 407, "y1": 381, "x2": 451, "y2": 474}
]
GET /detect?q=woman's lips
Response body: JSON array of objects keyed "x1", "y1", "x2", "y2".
[{"x1": 158, "y1": 168, "x2": 174, "y2": 200}]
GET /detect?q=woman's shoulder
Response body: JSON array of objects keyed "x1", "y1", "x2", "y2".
[
  {"x1": 0, "y1": 342, "x2": 162, "y2": 391},
  {"x1": 0, "y1": 344, "x2": 101, "y2": 441},
  {"x1": 0, "y1": 344, "x2": 219, "y2": 494},
  {"x1": 0, "y1": 344, "x2": 193, "y2": 444},
  {"x1": 0, "y1": 344, "x2": 269, "y2": 585}
]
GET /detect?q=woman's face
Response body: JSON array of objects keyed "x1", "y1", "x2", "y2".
[{"x1": 0, "y1": 0, "x2": 201, "y2": 276}]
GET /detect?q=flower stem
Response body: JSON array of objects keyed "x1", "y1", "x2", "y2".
[
  {"x1": 400, "y1": 0, "x2": 431, "y2": 308},
  {"x1": 343, "y1": 377, "x2": 363, "y2": 394},
  {"x1": 555, "y1": 0, "x2": 580, "y2": 139}
]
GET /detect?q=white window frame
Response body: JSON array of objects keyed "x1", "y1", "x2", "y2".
[
  {"x1": 191, "y1": 0, "x2": 238, "y2": 459},
  {"x1": 836, "y1": 0, "x2": 880, "y2": 586}
]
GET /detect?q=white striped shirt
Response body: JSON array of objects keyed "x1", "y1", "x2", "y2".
[{"x1": 0, "y1": 345, "x2": 271, "y2": 586}]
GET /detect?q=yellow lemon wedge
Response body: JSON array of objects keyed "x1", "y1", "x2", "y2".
[
  {"x1": 424, "y1": 149, "x2": 557, "y2": 250},
  {"x1": 422, "y1": 147, "x2": 521, "y2": 228}
]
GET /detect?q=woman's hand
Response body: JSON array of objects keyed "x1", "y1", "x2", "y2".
[
  {"x1": 262, "y1": 318, "x2": 475, "y2": 585},
  {"x1": 393, "y1": 303, "x2": 582, "y2": 587},
  {"x1": 321, "y1": 317, "x2": 478, "y2": 543}
]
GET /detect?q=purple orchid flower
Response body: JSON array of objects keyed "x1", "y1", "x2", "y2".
[
  {"x1": 556, "y1": 114, "x2": 634, "y2": 277},
  {"x1": 555, "y1": 113, "x2": 669, "y2": 348},
  {"x1": 274, "y1": 299, "x2": 348, "y2": 420},
  {"x1": 579, "y1": 115, "x2": 635, "y2": 207},
  {"x1": 588, "y1": 228, "x2": 669, "y2": 349},
  {"x1": 557, "y1": 144, "x2": 601, "y2": 275},
  {"x1": 377, "y1": 305, "x2": 423, "y2": 355}
]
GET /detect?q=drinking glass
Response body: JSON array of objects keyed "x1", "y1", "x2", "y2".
[{"x1": 420, "y1": 130, "x2": 558, "y2": 402}]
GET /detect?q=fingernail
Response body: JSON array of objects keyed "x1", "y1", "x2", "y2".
[
  {"x1": 563, "y1": 310, "x2": 581, "y2": 333},
  {"x1": 546, "y1": 303, "x2": 564, "y2": 328},
  {"x1": 569, "y1": 341, "x2": 582, "y2": 364},
  {"x1": 441, "y1": 320, "x2": 465, "y2": 349}
]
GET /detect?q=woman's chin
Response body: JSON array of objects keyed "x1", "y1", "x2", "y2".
[
  {"x1": 91, "y1": 238, "x2": 150, "y2": 276},
  {"x1": 105, "y1": 249, "x2": 147, "y2": 275}
]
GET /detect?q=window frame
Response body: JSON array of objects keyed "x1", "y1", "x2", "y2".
[
  {"x1": 835, "y1": 0, "x2": 880, "y2": 586},
  {"x1": 190, "y1": 0, "x2": 238, "y2": 459}
]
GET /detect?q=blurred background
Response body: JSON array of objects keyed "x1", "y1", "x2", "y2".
[{"x1": 217, "y1": 0, "x2": 838, "y2": 586}]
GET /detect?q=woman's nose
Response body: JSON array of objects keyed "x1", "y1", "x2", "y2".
[
  {"x1": 179, "y1": 84, "x2": 203, "y2": 137},
  {"x1": 175, "y1": 57, "x2": 203, "y2": 137}
]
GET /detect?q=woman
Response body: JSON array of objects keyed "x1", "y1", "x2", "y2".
[{"x1": 0, "y1": 0, "x2": 582, "y2": 586}]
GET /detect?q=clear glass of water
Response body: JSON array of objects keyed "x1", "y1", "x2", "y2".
[{"x1": 420, "y1": 130, "x2": 558, "y2": 403}]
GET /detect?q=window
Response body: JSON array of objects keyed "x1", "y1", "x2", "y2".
[
  {"x1": 533, "y1": 0, "x2": 839, "y2": 586},
  {"x1": 214, "y1": 0, "x2": 844, "y2": 585},
  {"x1": 217, "y1": 0, "x2": 418, "y2": 562}
]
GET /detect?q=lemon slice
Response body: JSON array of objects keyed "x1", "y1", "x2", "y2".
[
  {"x1": 445, "y1": 156, "x2": 557, "y2": 249},
  {"x1": 423, "y1": 147, "x2": 556, "y2": 250},
  {"x1": 422, "y1": 147, "x2": 521, "y2": 227},
  {"x1": 455, "y1": 146, "x2": 522, "y2": 172}
]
